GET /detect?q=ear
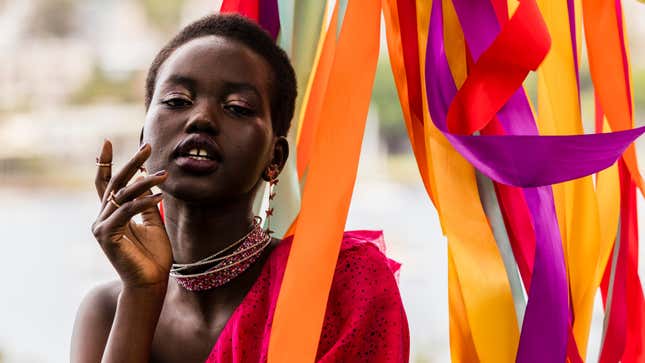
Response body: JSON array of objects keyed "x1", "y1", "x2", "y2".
[{"x1": 263, "y1": 136, "x2": 289, "y2": 181}]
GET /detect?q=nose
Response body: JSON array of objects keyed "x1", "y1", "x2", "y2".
[{"x1": 185, "y1": 99, "x2": 219, "y2": 135}]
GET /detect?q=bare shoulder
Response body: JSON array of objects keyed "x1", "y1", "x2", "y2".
[{"x1": 70, "y1": 280, "x2": 122, "y2": 362}]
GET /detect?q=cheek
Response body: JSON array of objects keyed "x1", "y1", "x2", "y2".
[
  {"x1": 223, "y1": 123, "x2": 272, "y2": 181},
  {"x1": 141, "y1": 112, "x2": 181, "y2": 169}
]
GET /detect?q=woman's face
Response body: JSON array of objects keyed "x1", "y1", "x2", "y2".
[{"x1": 142, "y1": 35, "x2": 285, "y2": 203}]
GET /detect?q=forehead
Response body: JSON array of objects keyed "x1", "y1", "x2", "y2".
[{"x1": 156, "y1": 35, "x2": 272, "y2": 95}]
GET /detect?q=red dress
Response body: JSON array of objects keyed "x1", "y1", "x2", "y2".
[{"x1": 205, "y1": 230, "x2": 410, "y2": 362}]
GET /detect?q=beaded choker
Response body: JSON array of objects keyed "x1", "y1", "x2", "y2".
[{"x1": 169, "y1": 216, "x2": 272, "y2": 291}]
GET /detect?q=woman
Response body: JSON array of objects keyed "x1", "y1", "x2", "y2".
[{"x1": 71, "y1": 14, "x2": 409, "y2": 362}]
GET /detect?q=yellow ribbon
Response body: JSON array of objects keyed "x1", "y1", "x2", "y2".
[{"x1": 412, "y1": 1, "x2": 521, "y2": 361}]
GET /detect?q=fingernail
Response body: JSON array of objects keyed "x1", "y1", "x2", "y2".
[
  {"x1": 153, "y1": 170, "x2": 167, "y2": 176},
  {"x1": 138, "y1": 143, "x2": 147, "y2": 151}
]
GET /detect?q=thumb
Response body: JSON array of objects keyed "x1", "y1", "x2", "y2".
[
  {"x1": 135, "y1": 176, "x2": 163, "y2": 226},
  {"x1": 137, "y1": 188, "x2": 164, "y2": 226}
]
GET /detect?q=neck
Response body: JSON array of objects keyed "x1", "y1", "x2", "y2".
[
  {"x1": 162, "y1": 192, "x2": 273, "y2": 322},
  {"x1": 162, "y1": 193, "x2": 256, "y2": 265}
]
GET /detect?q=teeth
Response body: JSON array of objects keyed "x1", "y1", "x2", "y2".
[
  {"x1": 187, "y1": 148, "x2": 210, "y2": 157},
  {"x1": 188, "y1": 155, "x2": 210, "y2": 161}
]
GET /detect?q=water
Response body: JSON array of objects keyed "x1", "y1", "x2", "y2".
[
  {"x1": 0, "y1": 189, "x2": 113, "y2": 362},
  {"x1": 1, "y1": 176, "x2": 643, "y2": 362},
  {"x1": 0, "y1": 179, "x2": 450, "y2": 362}
]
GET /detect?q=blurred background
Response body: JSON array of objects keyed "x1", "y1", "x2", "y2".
[{"x1": 0, "y1": 1, "x2": 644, "y2": 362}]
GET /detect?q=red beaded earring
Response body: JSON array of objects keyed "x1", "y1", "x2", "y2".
[{"x1": 265, "y1": 165, "x2": 279, "y2": 235}]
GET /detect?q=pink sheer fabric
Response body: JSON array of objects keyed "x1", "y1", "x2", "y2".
[{"x1": 205, "y1": 230, "x2": 410, "y2": 362}]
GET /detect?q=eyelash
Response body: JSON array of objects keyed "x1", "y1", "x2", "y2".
[
  {"x1": 162, "y1": 97, "x2": 192, "y2": 108},
  {"x1": 224, "y1": 103, "x2": 256, "y2": 117},
  {"x1": 161, "y1": 96, "x2": 256, "y2": 117}
]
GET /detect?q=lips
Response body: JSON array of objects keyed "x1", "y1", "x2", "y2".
[
  {"x1": 172, "y1": 134, "x2": 222, "y2": 174},
  {"x1": 173, "y1": 134, "x2": 222, "y2": 160}
]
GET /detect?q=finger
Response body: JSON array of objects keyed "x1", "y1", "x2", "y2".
[
  {"x1": 100, "y1": 193, "x2": 164, "y2": 240},
  {"x1": 95, "y1": 139, "x2": 113, "y2": 199},
  {"x1": 98, "y1": 171, "x2": 167, "y2": 221},
  {"x1": 129, "y1": 176, "x2": 148, "y2": 200},
  {"x1": 98, "y1": 192, "x2": 124, "y2": 222},
  {"x1": 135, "y1": 185, "x2": 152, "y2": 199},
  {"x1": 98, "y1": 175, "x2": 148, "y2": 222},
  {"x1": 102, "y1": 143, "x2": 151, "y2": 206},
  {"x1": 139, "y1": 189, "x2": 164, "y2": 227}
]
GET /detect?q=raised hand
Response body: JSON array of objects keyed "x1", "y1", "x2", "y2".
[{"x1": 92, "y1": 140, "x2": 173, "y2": 289}]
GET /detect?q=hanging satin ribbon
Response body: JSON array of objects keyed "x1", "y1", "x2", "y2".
[
  {"x1": 426, "y1": 1, "x2": 522, "y2": 360},
  {"x1": 427, "y1": 3, "x2": 570, "y2": 361},
  {"x1": 268, "y1": 0, "x2": 381, "y2": 361},
  {"x1": 535, "y1": 0, "x2": 600, "y2": 357},
  {"x1": 221, "y1": 0, "x2": 259, "y2": 19},
  {"x1": 426, "y1": 0, "x2": 645, "y2": 360},
  {"x1": 418, "y1": 1, "x2": 520, "y2": 361},
  {"x1": 290, "y1": 0, "x2": 328, "y2": 151},
  {"x1": 463, "y1": 0, "x2": 537, "y2": 309},
  {"x1": 599, "y1": 161, "x2": 631, "y2": 363},
  {"x1": 382, "y1": 0, "x2": 437, "y2": 206},
  {"x1": 447, "y1": 0, "x2": 528, "y2": 349},
  {"x1": 268, "y1": 0, "x2": 328, "y2": 238},
  {"x1": 221, "y1": 0, "x2": 280, "y2": 39},
  {"x1": 296, "y1": 2, "x2": 338, "y2": 178},
  {"x1": 594, "y1": 97, "x2": 621, "y2": 301},
  {"x1": 385, "y1": 1, "x2": 519, "y2": 360},
  {"x1": 582, "y1": 0, "x2": 645, "y2": 195},
  {"x1": 588, "y1": 1, "x2": 645, "y2": 360},
  {"x1": 476, "y1": 171, "x2": 527, "y2": 327},
  {"x1": 428, "y1": 0, "x2": 645, "y2": 188}
]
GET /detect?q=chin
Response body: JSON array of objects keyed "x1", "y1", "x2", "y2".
[
  {"x1": 161, "y1": 179, "x2": 225, "y2": 204},
  {"x1": 160, "y1": 175, "x2": 259, "y2": 205}
]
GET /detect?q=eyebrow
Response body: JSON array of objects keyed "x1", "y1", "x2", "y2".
[
  {"x1": 161, "y1": 75, "x2": 262, "y2": 100},
  {"x1": 163, "y1": 74, "x2": 197, "y2": 90}
]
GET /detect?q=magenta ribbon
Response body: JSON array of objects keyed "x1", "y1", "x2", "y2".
[
  {"x1": 259, "y1": 0, "x2": 280, "y2": 40},
  {"x1": 425, "y1": 0, "x2": 645, "y2": 361}
]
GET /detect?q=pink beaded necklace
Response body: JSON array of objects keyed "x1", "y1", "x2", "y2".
[{"x1": 169, "y1": 216, "x2": 271, "y2": 291}]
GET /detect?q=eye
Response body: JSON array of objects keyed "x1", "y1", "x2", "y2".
[
  {"x1": 224, "y1": 103, "x2": 256, "y2": 117},
  {"x1": 162, "y1": 97, "x2": 192, "y2": 108}
]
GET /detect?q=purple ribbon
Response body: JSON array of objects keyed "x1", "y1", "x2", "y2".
[
  {"x1": 425, "y1": 0, "x2": 645, "y2": 361},
  {"x1": 427, "y1": 1, "x2": 644, "y2": 187},
  {"x1": 259, "y1": 0, "x2": 280, "y2": 40}
]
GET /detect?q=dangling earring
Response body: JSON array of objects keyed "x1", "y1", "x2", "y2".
[{"x1": 265, "y1": 165, "x2": 279, "y2": 235}]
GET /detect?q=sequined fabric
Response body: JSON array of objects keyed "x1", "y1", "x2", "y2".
[{"x1": 205, "y1": 230, "x2": 410, "y2": 362}]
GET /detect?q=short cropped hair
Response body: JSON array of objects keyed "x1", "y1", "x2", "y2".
[{"x1": 144, "y1": 14, "x2": 297, "y2": 137}]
